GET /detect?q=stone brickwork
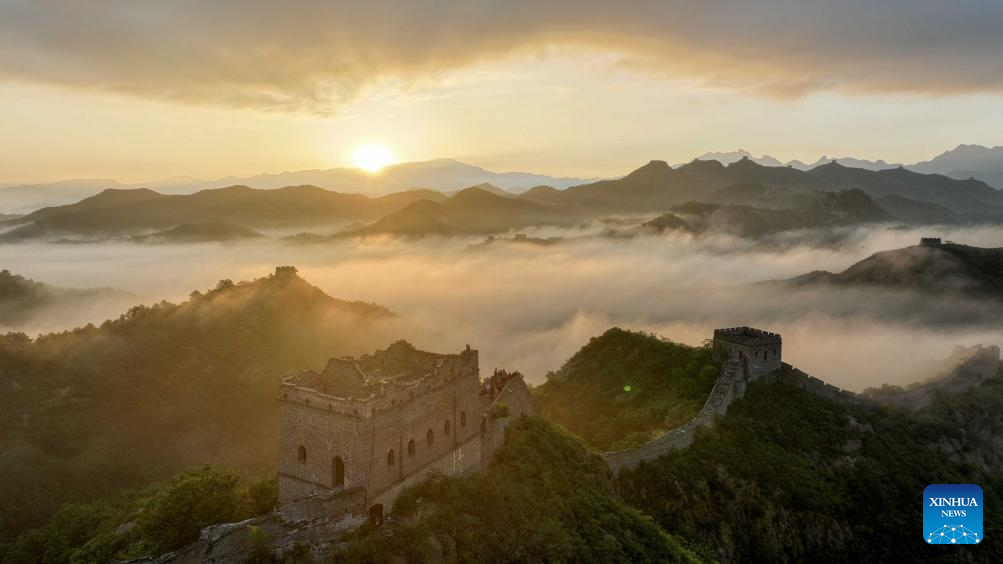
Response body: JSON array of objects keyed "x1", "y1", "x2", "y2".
[
  {"x1": 277, "y1": 340, "x2": 533, "y2": 527},
  {"x1": 713, "y1": 327, "x2": 782, "y2": 381}
]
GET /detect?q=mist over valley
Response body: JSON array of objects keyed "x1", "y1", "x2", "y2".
[{"x1": 7, "y1": 4, "x2": 1003, "y2": 559}]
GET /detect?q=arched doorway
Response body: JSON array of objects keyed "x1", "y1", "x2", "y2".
[
  {"x1": 332, "y1": 456, "x2": 345, "y2": 488},
  {"x1": 369, "y1": 504, "x2": 384, "y2": 525}
]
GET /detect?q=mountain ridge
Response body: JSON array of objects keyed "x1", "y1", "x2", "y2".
[
  {"x1": 0, "y1": 159, "x2": 596, "y2": 214},
  {"x1": 787, "y1": 242, "x2": 1003, "y2": 298}
]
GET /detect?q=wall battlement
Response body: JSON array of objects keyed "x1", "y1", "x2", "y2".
[{"x1": 713, "y1": 327, "x2": 782, "y2": 346}]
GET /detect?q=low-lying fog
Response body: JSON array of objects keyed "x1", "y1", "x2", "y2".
[{"x1": 4, "y1": 222, "x2": 1003, "y2": 391}]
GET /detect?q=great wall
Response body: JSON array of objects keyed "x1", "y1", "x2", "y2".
[
  {"x1": 136, "y1": 340, "x2": 534, "y2": 564},
  {"x1": 604, "y1": 327, "x2": 1001, "y2": 473},
  {"x1": 606, "y1": 327, "x2": 867, "y2": 473},
  {"x1": 134, "y1": 324, "x2": 1001, "y2": 562}
]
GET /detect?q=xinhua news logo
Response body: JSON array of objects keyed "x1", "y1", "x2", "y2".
[{"x1": 925, "y1": 484, "x2": 983, "y2": 545}]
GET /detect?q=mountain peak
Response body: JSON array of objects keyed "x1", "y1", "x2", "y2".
[
  {"x1": 679, "y1": 159, "x2": 727, "y2": 173},
  {"x1": 624, "y1": 160, "x2": 671, "y2": 178}
]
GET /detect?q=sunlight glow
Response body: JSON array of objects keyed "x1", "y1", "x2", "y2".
[{"x1": 352, "y1": 143, "x2": 395, "y2": 172}]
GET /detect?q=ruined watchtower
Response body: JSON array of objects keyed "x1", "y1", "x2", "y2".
[
  {"x1": 713, "y1": 327, "x2": 782, "y2": 380},
  {"x1": 277, "y1": 340, "x2": 534, "y2": 526}
]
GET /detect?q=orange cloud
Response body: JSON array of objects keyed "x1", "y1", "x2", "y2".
[{"x1": 2, "y1": 1, "x2": 1002, "y2": 113}]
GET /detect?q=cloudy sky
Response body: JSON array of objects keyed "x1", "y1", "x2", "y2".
[{"x1": 3, "y1": 0, "x2": 1003, "y2": 182}]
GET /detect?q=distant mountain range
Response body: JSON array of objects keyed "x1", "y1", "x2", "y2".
[
  {"x1": 6, "y1": 157, "x2": 1003, "y2": 242},
  {"x1": 0, "y1": 159, "x2": 596, "y2": 214},
  {"x1": 644, "y1": 188, "x2": 895, "y2": 239},
  {"x1": 688, "y1": 144, "x2": 1003, "y2": 189},
  {"x1": 909, "y1": 144, "x2": 1003, "y2": 190},
  {"x1": 518, "y1": 158, "x2": 1003, "y2": 216},
  {"x1": 5, "y1": 144, "x2": 1003, "y2": 216},
  {"x1": 0, "y1": 185, "x2": 449, "y2": 241},
  {"x1": 682, "y1": 150, "x2": 903, "y2": 171}
]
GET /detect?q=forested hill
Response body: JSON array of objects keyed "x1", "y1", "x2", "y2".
[
  {"x1": 0, "y1": 268, "x2": 394, "y2": 540},
  {"x1": 788, "y1": 243, "x2": 1003, "y2": 299},
  {"x1": 9, "y1": 326, "x2": 1003, "y2": 562},
  {"x1": 533, "y1": 329, "x2": 1003, "y2": 562},
  {"x1": 0, "y1": 269, "x2": 132, "y2": 328},
  {"x1": 617, "y1": 377, "x2": 1003, "y2": 563},
  {"x1": 533, "y1": 328, "x2": 719, "y2": 451}
]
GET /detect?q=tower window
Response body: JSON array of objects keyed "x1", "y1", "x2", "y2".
[
  {"x1": 427, "y1": 428, "x2": 434, "y2": 445},
  {"x1": 332, "y1": 456, "x2": 345, "y2": 487},
  {"x1": 387, "y1": 449, "x2": 396, "y2": 466},
  {"x1": 297, "y1": 445, "x2": 307, "y2": 462},
  {"x1": 460, "y1": 411, "x2": 467, "y2": 427},
  {"x1": 408, "y1": 439, "x2": 415, "y2": 456},
  {"x1": 444, "y1": 419, "x2": 452, "y2": 436}
]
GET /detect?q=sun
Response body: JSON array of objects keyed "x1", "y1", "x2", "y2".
[{"x1": 352, "y1": 143, "x2": 395, "y2": 172}]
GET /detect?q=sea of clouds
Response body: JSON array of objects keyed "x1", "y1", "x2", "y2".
[{"x1": 4, "y1": 222, "x2": 1003, "y2": 391}]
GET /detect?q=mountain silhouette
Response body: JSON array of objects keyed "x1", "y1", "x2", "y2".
[
  {"x1": 341, "y1": 186, "x2": 571, "y2": 237},
  {"x1": 910, "y1": 144, "x2": 1003, "y2": 189}
]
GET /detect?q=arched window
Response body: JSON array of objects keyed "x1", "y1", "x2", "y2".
[
  {"x1": 407, "y1": 439, "x2": 415, "y2": 457},
  {"x1": 460, "y1": 411, "x2": 467, "y2": 427},
  {"x1": 387, "y1": 449, "x2": 396, "y2": 466},
  {"x1": 332, "y1": 456, "x2": 345, "y2": 487},
  {"x1": 427, "y1": 428, "x2": 434, "y2": 445},
  {"x1": 297, "y1": 445, "x2": 307, "y2": 462},
  {"x1": 444, "y1": 419, "x2": 452, "y2": 436}
]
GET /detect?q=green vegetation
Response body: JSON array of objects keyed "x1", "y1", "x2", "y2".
[
  {"x1": 617, "y1": 381, "x2": 1003, "y2": 563},
  {"x1": 338, "y1": 417, "x2": 702, "y2": 563},
  {"x1": 9, "y1": 320, "x2": 1003, "y2": 563},
  {"x1": 0, "y1": 270, "x2": 392, "y2": 541},
  {"x1": 2, "y1": 466, "x2": 276, "y2": 563},
  {"x1": 489, "y1": 400, "x2": 509, "y2": 418},
  {"x1": 534, "y1": 328, "x2": 719, "y2": 450}
]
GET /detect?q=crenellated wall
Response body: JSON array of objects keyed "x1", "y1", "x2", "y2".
[
  {"x1": 774, "y1": 363, "x2": 866, "y2": 405},
  {"x1": 605, "y1": 327, "x2": 868, "y2": 473}
]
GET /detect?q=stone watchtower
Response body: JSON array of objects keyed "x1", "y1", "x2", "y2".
[
  {"x1": 713, "y1": 327, "x2": 782, "y2": 381},
  {"x1": 276, "y1": 341, "x2": 491, "y2": 524}
]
